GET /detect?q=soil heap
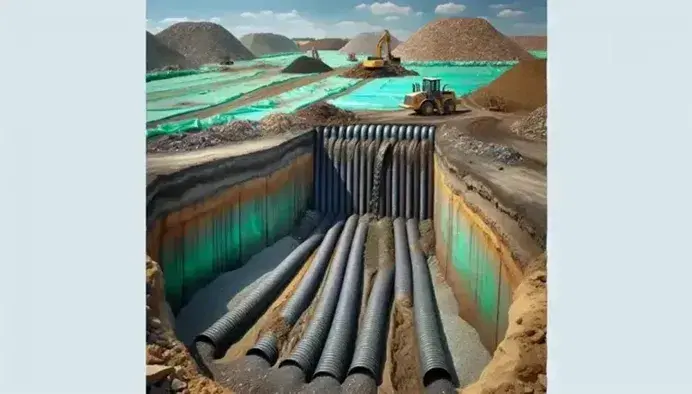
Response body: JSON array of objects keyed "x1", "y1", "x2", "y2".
[
  {"x1": 512, "y1": 35, "x2": 547, "y2": 51},
  {"x1": 338, "y1": 31, "x2": 401, "y2": 55},
  {"x1": 295, "y1": 102, "x2": 359, "y2": 125},
  {"x1": 281, "y1": 56, "x2": 333, "y2": 73},
  {"x1": 299, "y1": 38, "x2": 348, "y2": 51},
  {"x1": 240, "y1": 33, "x2": 300, "y2": 56},
  {"x1": 392, "y1": 18, "x2": 533, "y2": 62},
  {"x1": 146, "y1": 32, "x2": 191, "y2": 72},
  {"x1": 341, "y1": 62, "x2": 418, "y2": 78},
  {"x1": 511, "y1": 105, "x2": 547, "y2": 140},
  {"x1": 469, "y1": 58, "x2": 546, "y2": 113},
  {"x1": 156, "y1": 22, "x2": 255, "y2": 67}
]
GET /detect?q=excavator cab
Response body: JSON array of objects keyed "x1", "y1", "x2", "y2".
[
  {"x1": 362, "y1": 30, "x2": 401, "y2": 69},
  {"x1": 400, "y1": 77, "x2": 459, "y2": 116}
]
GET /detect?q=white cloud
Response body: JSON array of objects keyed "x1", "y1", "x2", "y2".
[
  {"x1": 497, "y1": 9, "x2": 525, "y2": 18},
  {"x1": 434, "y1": 3, "x2": 467, "y2": 15},
  {"x1": 384, "y1": 16, "x2": 400, "y2": 21},
  {"x1": 489, "y1": 3, "x2": 512, "y2": 9},
  {"x1": 209, "y1": 17, "x2": 221, "y2": 23},
  {"x1": 160, "y1": 17, "x2": 190, "y2": 24},
  {"x1": 276, "y1": 10, "x2": 300, "y2": 20},
  {"x1": 355, "y1": 2, "x2": 412, "y2": 16}
]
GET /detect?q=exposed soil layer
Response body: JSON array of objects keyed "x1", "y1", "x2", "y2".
[
  {"x1": 146, "y1": 103, "x2": 359, "y2": 154},
  {"x1": 240, "y1": 33, "x2": 300, "y2": 57},
  {"x1": 146, "y1": 257, "x2": 232, "y2": 394},
  {"x1": 460, "y1": 254, "x2": 547, "y2": 394},
  {"x1": 511, "y1": 105, "x2": 547, "y2": 141},
  {"x1": 338, "y1": 31, "x2": 401, "y2": 55},
  {"x1": 388, "y1": 300, "x2": 422, "y2": 393},
  {"x1": 469, "y1": 59, "x2": 546, "y2": 113},
  {"x1": 156, "y1": 22, "x2": 255, "y2": 67},
  {"x1": 511, "y1": 36, "x2": 547, "y2": 51},
  {"x1": 341, "y1": 63, "x2": 419, "y2": 79},
  {"x1": 281, "y1": 56, "x2": 333, "y2": 74},
  {"x1": 392, "y1": 18, "x2": 533, "y2": 62},
  {"x1": 299, "y1": 39, "x2": 348, "y2": 51},
  {"x1": 147, "y1": 31, "x2": 192, "y2": 72}
]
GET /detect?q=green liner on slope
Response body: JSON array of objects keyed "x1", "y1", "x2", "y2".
[
  {"x1": 329, "y1": 65, "x2": 511, "y2": 111},
  {"x1": 529, "y1": 50, "x2": 547, "y2": 59},
  {"x1": 147, "y1": 70, "x2": 264, "y2": 95},
  {"x1": 146, "y1": 72, "x2": 306, "y2": 123},
  {"x1": 147, "y1": 75, "x2": 362, "y2": 138}
]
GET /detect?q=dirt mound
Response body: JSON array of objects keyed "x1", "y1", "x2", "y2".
[
  {"x1": 511, "y1": 105, "x2": 547, "y2": 140},
  {"x1": 392, "y1": 18, "x2": 533, "y2": 62},
  {"x1": 299, "y1": 38, "x2": 348, "y2": 51},
  {"x1": 146, "y1": 257, "x2": 232, "y2": 394},
  {"x1": 295, "y1": 102, "x2": 360, "y2": 125},
  {"x1": 146, "y1": 120, "x2": 262, "y2": 153},
  {"x1": 339, "y1": 31, "x2": 401, "y2": 55},
  {"x1": 156, "y1": 22, "x2": 255, "y2": 67},
  {"x1": 341, "y1": 63, "x2": 418, "y2": 78},
  {"x1": 281, "y1": 56, "x2": 333, "y2": 73},
  {"x1": 461, "y1": 253, "x2": 547, "y2": 394},
  {"x1": 240, "y1": 33, "x2": 300, "y2": 56},
  {"x1": 146, "y1": 32, "x2": 192, "y2": 72},
  {"x1": 512, "y1": 36, "x2": 547, "y2": 51},
  {"x1": 469, "y1": 59, "x2": 546, "y2": 113}
]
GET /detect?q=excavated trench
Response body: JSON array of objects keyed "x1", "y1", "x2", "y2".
[{"x1": 146, "y1": 125, "x2": 535, "y2": 393}]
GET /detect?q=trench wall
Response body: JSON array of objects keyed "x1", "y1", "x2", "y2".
[
  {"x1": 146, "y1": 135, "x2": 314, "y2": 313},
  {"x1": 433, "y1": 156, "x2": 524, "y2": 352}
]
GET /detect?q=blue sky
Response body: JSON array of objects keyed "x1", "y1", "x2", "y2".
[{"x1": 146, "y1": 1, "x2": 546, "y2": 39}]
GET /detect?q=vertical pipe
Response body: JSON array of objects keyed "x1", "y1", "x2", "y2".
[
  {"x1": 345, "y1": 140, "x2": 354, "y2": 216},
  {"x1": 314, "y1": 128, "x2": 322, "y2": 212},
  {"x1": 352, "y1": 141, "x2": 360, "y2": 217},
  {"x1": 405, "y1": 142, "x2": 412, "y2": 219},
  {"x1": 359, "y1": 140, "x2": 367, "y2": 215},
  {"x1": 339, "y1": 140, "x2": 348, "y2": 215},
  {"x1": 412, "y1": 141, "x2": 420, "y2": 220},
  {"x1": 391, "y1": 143, "x2": 399, "y2": 218}
]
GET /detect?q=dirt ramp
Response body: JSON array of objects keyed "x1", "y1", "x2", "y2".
[
  {"x1": 512, "y1": 36, "x2": 547, "y2": 51},
  {"x1": 281, "y1": 56, "x2": 333, "y2": 73},
  {"x1": 392, "y1": 18, "x2": 533, "y2": 61},
  {"x1": 156, "y1": 22, "x2": 256, "y2": 67},
  {"x1": 240, "y1": 32, "x2": 300, "y2": 56},
  {"x1": 339, "y1": 31, "x2": 401, "y2": 55},
  {"x1": 299, "y1": 38, "x2": 348, "y2": 51},
  {"x1": 342, "y1": 63, "x2": 418, "y2": 78},
  {"x1": 147, "y1": 32, "x2": 192, "y2": 72},
  {"x1": 470, "y1": 58, "x2": 546, "y2": 113}
]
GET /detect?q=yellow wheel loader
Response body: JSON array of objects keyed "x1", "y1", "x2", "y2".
[
  {"x1": 362, "y1": 30, "x2": 401, "y2": 69},
  {"x1": 399, "y1": 78, "x2": 459, "y2": 116}
]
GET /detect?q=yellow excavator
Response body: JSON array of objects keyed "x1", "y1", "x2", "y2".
[
  {"x1": 362, "y1": 30, "x2": 401, "y2": 69},
  {"x1": 400, "y1": 77, "x2": 460, "y2": 116}
]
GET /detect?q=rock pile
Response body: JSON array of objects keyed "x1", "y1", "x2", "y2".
[
  {"x1": 338, "y1": 31, "x2": 401, "y2": 55},
  {"x1": 341, "y1": 62, "x2": 418, "y2": 78},
  {"x1": 440, "y1": 124, "x2": 524, "y2": 165},
  {"x1": 295, "y1": 101, "x2": 360, "y2": 125},
  {"x1": 281, "y1": 56, "x2": 333, "y2": 74},
  {"x1": 240, "y1": 33, "x2": 300, "y2": 56},
  {"x1": 156, "y1": 22, "x2": 255, "y2": 67},
  {"x1": 146, "y1": 32, "x2": 191, "y2": 72},
  {"x1": 392, "y1": 18, "x2": 533, "y2": 61},
  {"x1": 469, "y1": 59, "x2": 546, "y2": 113},
  {"x1": 511, "y1": 105, "x2": 547, "y2": 140}
]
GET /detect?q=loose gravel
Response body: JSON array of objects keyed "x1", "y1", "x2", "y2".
[
  {"x1": 439, "y1": 124, "x2": 524, "y2": 165},
  {"x1": 427, "y1": 256, "x2": 491, "y2": 389},
  {"x1": 341, "y1": 63, "x2": 418, "y2": 79},
  {"x1": 511, "y1": 105, "x2": 547, "y2": 140},
  {"x1": 174, "y1": 236, "x2": 300, "y2": 345},
  {"x1": 147, "y1": 31, "x2": 192, "y2": 72},
  {"x1": 392, "y1": 18, "x2": 533, "y2": 62}
]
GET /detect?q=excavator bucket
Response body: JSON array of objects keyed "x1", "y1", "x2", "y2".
[{"x1": 390, "y1": 56, "x2": 402, "y2": 64}]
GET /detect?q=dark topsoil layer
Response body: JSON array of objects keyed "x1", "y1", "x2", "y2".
[
  {"x1": 146, "y1": 102, "x2": 358, "y2": 154},
  {"x1": 341, "y1": 63, "x2": 419, "y2": 79},
  {"x1": 282, "y1": 56, "x2": 333, "y2": 74}
]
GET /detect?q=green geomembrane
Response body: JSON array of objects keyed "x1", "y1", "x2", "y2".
[
  {"x1": 329, "y1": 65, "x2": 511, "y2": 111},
  {"x1": 146, "y1": 71, "x2": 304, "y2": 123},
  {"x1": 529, "y1": 50, "x2": 547, "y2": 59},
  {"x1": 159, "y1": 177, "x2": 311, "y2": 312},
  {"x1": 147, "y1": 75, "x2": 361, "y2": 138}
]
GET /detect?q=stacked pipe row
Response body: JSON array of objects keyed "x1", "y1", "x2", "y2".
[{"x1": 312, "y1": 124, "x2": 435, "y2": 220}]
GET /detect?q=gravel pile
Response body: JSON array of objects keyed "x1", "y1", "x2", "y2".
[
  {"x1": 146, "y1": 120, "x2": 261, "y2": 153},
  {"x1": 259, "y1": 113, "x2": 310, "y2": 136},
  {"x1": 281, "y1": 56, "x2": 333, "y2": 73},
  {"x1": 240, "y1": 32, "x2": 300, "y2": 56},
  {"x1": 156, "y1": 22, "x2": 255, "y2": 68},
  {"x1": 470, "y1": 58, "x2": 546, "y2": 113},
  {"x1": 392, "y1": 18, "x2": 533, "y2": 61},
  {"x1": 341, "y1": 62, "x2": 418, "y2": 78},
  {"x1": 427, "y1": 256, "x2": 491, "y2": 388},
  {"x1": 511, "y1": 105, "x2": 547, "y2": 140},
  {"x1": 298, "y1": 38, "x2": 348, "y2": 51},
  {"x1": 511, "y1": 35, "x2": 547, "y2": 51},
  {"x1": 295, "y1": 102, "x2": 360, "y2": 125},
  {"x1": 338, "y1": 31, "x2": 401, "y2": 55},
  {"x1": 146, "y1": 32, "x2": 191, "y2": 72},
  {"x1": 440, "y1": 124, "x2": 524, "y2": 165}
]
